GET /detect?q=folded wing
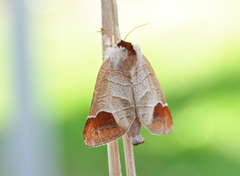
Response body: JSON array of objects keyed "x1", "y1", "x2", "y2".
[
  {"x1": 83, "y1": 58, "x2": 135, "y2": 147},
  {"x1": 132, "y1": 56, "x2": 173, "y2": 134}
]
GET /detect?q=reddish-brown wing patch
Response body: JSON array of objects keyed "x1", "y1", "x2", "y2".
[
  {"x1": 83, "y1": 111, "x2": 125, "y2": 147},
  {"x1": 151, "y1": 103, "x2": 173, "y2": 134}
]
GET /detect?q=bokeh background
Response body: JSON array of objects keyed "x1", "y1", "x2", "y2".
[{"x1": 1, "y1": 0, "x2": 240, "y2": 175}]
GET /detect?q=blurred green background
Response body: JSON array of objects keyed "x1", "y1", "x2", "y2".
[{"x1": 1, "y1": 0, "x2": 240, "y2": 175}]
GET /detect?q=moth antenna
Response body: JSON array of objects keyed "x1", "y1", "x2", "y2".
[
  {"x1": 124, "y1": 23, "x2": 148, "y2": 41},
  {"x1": 96, "y1": 29, "x2": 120, "y2": 41}
]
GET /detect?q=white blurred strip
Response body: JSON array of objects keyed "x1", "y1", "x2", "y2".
[{"x1": 0, "y1": 1, "x2": 60, "y2": 176}]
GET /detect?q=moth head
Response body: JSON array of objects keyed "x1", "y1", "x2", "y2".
[
  {"x1": 117, "y1": 40, "x2": 136, "y2": 56},
  {"x1": 115, "y1": 40, "x2": 138, "y2": 70},
  {"x1": 101, "y1": 24, "x2": 147, "y2": 70}
]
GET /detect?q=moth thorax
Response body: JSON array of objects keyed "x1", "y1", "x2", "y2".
[
  {"x1": 117, "y1": 40, "x2": 138, "y2": 70},
  {"x1": 118, "y1": 55, "x2": 138, "y2": 71}
]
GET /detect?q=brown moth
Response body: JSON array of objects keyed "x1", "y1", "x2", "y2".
[{"x1": 83, "y1": 39, "x2": 173, "y2": 148}]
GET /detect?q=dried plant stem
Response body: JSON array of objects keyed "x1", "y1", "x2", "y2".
[
  {"x1": 107, "y1": 141, "x2": 121, "y2": 176},
  {"x1": 101, "y1": 0, "x2": 122, "y2": 176},
  {"x1": 123, "y1": 135, "x2": 136, "y2": 176},
  {"x1": 101, "y1": 0, "x2": 136, "y2": 175}
]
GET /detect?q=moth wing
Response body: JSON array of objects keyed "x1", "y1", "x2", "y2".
[
  {"x1": 83, "y1": 58, "x2": 135, "y2": 147},
  {"x1": 132, "y1": 55, "x2": 173, "y2": 134}
]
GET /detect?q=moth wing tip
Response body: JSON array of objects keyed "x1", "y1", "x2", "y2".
[{"x1": 83, "y1": 111, "x2": 131, "y2": 148}]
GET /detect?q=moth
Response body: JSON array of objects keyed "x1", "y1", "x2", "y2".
[{"x1": 83, "y1": 35, "x2": 173, "y2": 148}]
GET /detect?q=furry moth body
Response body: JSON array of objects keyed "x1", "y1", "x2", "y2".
[{"x1": 83, "y1": 40, "x2": 173, "y2": 147}]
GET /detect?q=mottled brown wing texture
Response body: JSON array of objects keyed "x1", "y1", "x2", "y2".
[
  {"x1": 83, "y1": 58, "x2": 135, "y2": 147},
  {"x1": 132, "y1": 55, "x2": 173, "y2": 134}
]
